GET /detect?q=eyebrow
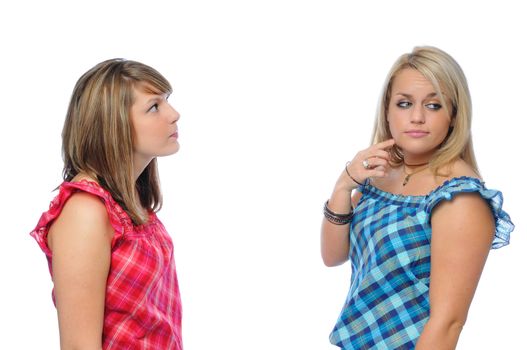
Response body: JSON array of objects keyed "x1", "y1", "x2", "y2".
[
  {"x1": 145, "y1": 95, "x2": 165, "y2": 105},
  {"x1": 395, "y1": 92, "x2": 438, "y2": 99}
]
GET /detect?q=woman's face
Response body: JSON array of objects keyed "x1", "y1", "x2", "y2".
[
  {"x1": 130, "y1": 84, "x2": 180, "y2": 169},
  {"x1": 387, "y1": 68, "x2": 452, "y2": 162}
]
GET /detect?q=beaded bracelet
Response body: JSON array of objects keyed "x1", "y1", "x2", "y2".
[{"x1": 323, "y1": 200, "x2": 353, "y2": 225}]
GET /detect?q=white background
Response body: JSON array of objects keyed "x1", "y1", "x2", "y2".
[{"x1": 1, "y1": 1, "x2": 525, "y2": 349}]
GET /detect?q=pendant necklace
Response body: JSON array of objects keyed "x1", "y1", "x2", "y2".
[{"x1": 402, "y1": 161, "x2": 429, "y2": 186}]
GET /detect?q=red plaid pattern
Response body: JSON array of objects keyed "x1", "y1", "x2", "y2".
[{"x1": 30, "y1": 181, "x2": 183, "y2": 349}]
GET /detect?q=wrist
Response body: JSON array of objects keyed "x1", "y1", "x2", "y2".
[
  {"x1": 345, "y1": 161, "x2": 365, "y2": 187},
  {"x1": 334, "y1": 175, "x2": 357, "y2": 193}
]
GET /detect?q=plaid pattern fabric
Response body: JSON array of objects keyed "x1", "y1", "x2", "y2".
[
  {"x1": 330, "y1": 176, "x2": 513, "y2": 349},
  {"x1": 31, "y1": 181, "x2": 183, "y2": 350}
]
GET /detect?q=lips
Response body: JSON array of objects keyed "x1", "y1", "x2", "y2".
[
  {"x1": 404, "y1": 130, "x2": 429, "y2": 138},
  {"x1": 169, "y1": 131, "x2": 178, "y2": 139}
]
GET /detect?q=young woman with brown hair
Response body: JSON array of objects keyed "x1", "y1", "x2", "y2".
[{"x1": 30, "y1": 59, "x2": 183, "y2": 349}]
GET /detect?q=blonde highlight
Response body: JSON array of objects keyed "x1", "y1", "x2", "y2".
[{"x1": 62, "y1": 59, "x2": 172, "y2": 225}]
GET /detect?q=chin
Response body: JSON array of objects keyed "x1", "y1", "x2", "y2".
[
  {"x1": 401, "y1": 146, "x2": 439, "y2": 158},
  {"x1": 160, "y1": 144, "x2": 180, "y2": 157},
  {"x1": 397, "y1": 139, "x2": 438, "y2": 152},
  {"x1": 168, "y1": 145, "x2": 180, "y2": 155}
]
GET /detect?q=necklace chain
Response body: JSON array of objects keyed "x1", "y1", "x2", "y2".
[{"x1": 402, "y1": 161, "x2": 429, "y2": 186}]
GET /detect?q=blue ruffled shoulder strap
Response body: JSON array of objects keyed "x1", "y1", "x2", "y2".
[{"x1": 425, "y1": 176, "x2": 514, "y2": 249}]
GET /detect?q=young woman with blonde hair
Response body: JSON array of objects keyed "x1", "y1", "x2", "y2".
[
  {"x1": 321, "y1": 46, "x2": 514, "y2": 349},
  {"x1": 31, "y1": 59, "x2": 183, "y2": 349}
]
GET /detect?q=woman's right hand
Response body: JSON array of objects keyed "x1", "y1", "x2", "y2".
[
  {"x1": 335, "y1": 138, "x2": 395, "y2": 193},
  {"x1": 321, "y1": 139, "x2": 396, "y2": 267}
]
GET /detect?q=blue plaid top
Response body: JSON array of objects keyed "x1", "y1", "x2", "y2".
[{"x1": 330, "y1": 176, "x2": 514, "y2": 349}]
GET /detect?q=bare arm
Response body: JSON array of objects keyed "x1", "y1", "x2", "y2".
[
  {"x1": 415, "y1": 193, "x2": 495, "y2": 349},
  {"x1": 321, "y1": 139, "x2": 395, "y2": 266},
  {"x1": 320, "y1": 187, "x2": 360, "y2": 267},
  {"x1": 48, "y1": 192, "x2": 114, "y2": 350}
]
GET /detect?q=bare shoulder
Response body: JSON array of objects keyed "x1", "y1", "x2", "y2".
[
  {"x1": 432, "y1": 166, "x2": 494, "y2": 234},
  {"x1": 71, "y1": 173, "x2": 99, "y2": 183},
  {"x1": 431, "y1": 159, "x2": 494, "y2": 225},
  {"x1": 444, "y1": 158, "x2": 480, "y2": 180},
  {"x1": 429, "y1": 158, "x2": 479, "y2": 188},
  {"x1": 48, "y1": 192, "x2": 114, "y2": 251}
]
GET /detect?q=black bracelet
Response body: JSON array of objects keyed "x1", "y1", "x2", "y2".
[
  {"x1": 345, "y1": 161, "x2": 364, "y2": 186},
  {"x1": 323, "y1": 200, "x2": 353, "y2": 225}
]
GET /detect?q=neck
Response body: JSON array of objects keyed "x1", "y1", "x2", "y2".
[
  {"x1": 133, "y1": 156, "x2": 154, "y2": 181},
  {"x1": 401, "y1": 150, "x2": 435, "y2": 167}
]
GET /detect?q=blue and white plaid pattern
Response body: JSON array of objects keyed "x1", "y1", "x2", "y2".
[{"x1": 330, "y1": 176, "x2": 514, "y2": 349}]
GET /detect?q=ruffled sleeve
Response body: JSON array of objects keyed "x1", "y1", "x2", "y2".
[
  {"x1": 425, "y1": 176, "x2": 514, "y2": 249},
  {"x1": 29, "y1": 181, "x2": 132, "y2": 258}
]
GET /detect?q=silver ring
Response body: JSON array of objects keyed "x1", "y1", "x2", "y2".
[{"x1": 362, "y1": 159, "x2": 370, "y2": 169}]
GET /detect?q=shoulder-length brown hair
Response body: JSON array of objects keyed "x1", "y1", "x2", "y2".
[
  {"x1": 371, "y1": 46, "x2": 479, "y2": 177},
  {"x1": 62, "y1": 58, "x2": 172, "y2": 225}
]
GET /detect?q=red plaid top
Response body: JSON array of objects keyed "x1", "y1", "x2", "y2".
[{"x1": 30, "y1": 181, "x2": 183, "y2": 349}]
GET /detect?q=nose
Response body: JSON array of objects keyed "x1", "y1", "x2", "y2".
[
  {"x1": 410, "y1": 104, "x2": 425, "y2": 124},
  {"x1": 168, "y1": 104, "x2": 180, "y2": 124}
]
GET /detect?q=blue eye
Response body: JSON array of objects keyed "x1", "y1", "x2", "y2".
[
  {"x1": 426, "y1": 103, "x2": 442, "y2": 110},
  {"x1": 397, "y1": 101, "x2": 411, "y2": 109}
]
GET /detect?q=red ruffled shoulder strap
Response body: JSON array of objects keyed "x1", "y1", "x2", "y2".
[{"x1": 30, "y1": 180, "x2": 133, "y2": 257}]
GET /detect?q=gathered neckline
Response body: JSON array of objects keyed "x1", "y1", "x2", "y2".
[{"x1": 362, "y1": 176, "x2": 484, "y2": 204}]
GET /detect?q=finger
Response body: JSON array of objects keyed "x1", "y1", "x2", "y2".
[
  {"x1": 368, "y1": 149, "x2": 391, "y2": 161},
  {"x1": 360, "y1": 140, "x2": 394, "y2": 159},
  {"x1": 370, "y1": 167, "x2": 388, "y2": 177},
  {"x1": 363, "y1": 157, "x2": 388, "y2": 168},
  {"x1": 374, "y1": 138, "x2": 396, "y2": 150}
]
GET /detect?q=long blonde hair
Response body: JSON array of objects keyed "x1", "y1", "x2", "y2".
[
  {"x1": 372, "y1": 46, "x2": 479, "y2": 176},
  {"x1": 62, "y1": 58, "x2": 172, "y2": 225}
]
